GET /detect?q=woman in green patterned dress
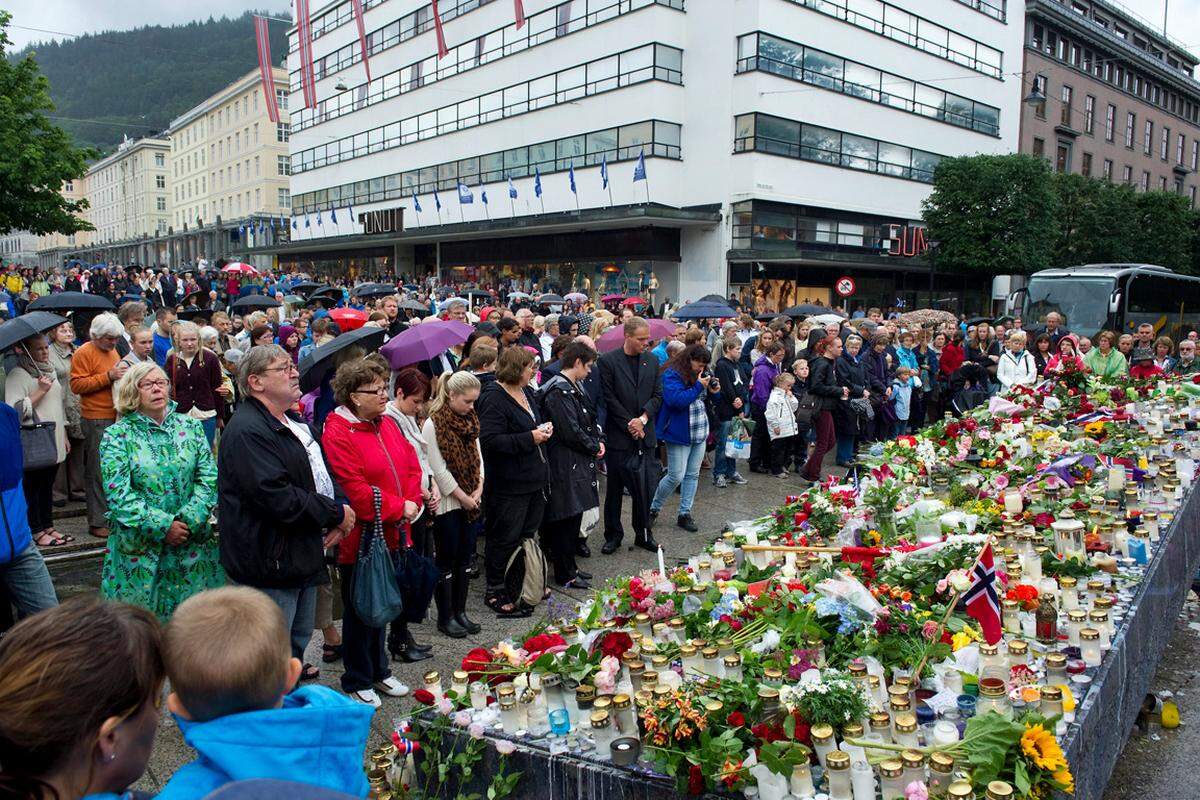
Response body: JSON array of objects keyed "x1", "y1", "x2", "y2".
[{"x1": 99, "y1": 360, "x2": 223, "y2": 619}]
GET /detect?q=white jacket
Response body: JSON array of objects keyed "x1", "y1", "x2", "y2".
[
  {"x1": 997, "y1": 349, "x2": 1037, "y2": 390},
  {"x1": 765, "y1": 387, "x2": 799, "y2": 440}
]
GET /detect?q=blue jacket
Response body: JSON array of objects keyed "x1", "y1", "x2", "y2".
[
  {"x1": 655, "y1": 368, "x2": 706, "y2": 446},
  {"x1": 0, "y1": 403, "x2": 32, "y2": 566},
  {"x1": 153, "y1": 330, "x2": 173, "y2": 367},
  {"x1": 896, "y1": 346, "x2": 919, "y2": 372},
  {"x1": 891, "y1": 378, "x2": 915, "y2": 421},
  {"x1": 156, "y1": 685, "x2": 374, "y2": 800}
]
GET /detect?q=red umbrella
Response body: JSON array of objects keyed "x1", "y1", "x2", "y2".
[
  {"x1": 622, "y1": 297, "x2": 645, "y2": 307},
  {"x1": 222, "y1": 262, "x2": 259, "y2": 275},
  {"x1": 600, "y1": 294, "x2": 627, "y2": 303},
  {"x1": 329, "y1": 308, "x2": 368, "y2": 331}
]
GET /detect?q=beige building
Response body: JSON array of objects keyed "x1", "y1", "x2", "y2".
[
  {"x1": 36, "y1": 178, "x2": 91, "y2": 269},
  {"x1": 84, "y1": 135, "x2": 172, "y2": 246},
  {"x1": 168, "y1": 66, "x2": 291, "y2": 232}
]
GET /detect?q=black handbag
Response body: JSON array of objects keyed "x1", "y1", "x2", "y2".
[
  {"x1": 20, "y1": 405, "x2": 58, "y2": 471},
  {"x1": 394, "y1": 521, "x2": 439, "y2": 624},
  {"x1": 351, "y1": 487, "x2": 405, "y2": 628}
]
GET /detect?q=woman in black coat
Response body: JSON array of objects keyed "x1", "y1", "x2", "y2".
[
  {"x1": 801, "y1": 335, "x2": 845, "y2": 482},
  {"x1": 835, "y1": 334, "x2": 870, "y2": 466},
  {"x1": 477, "y1": 346, "x2": 551, "y2": 617},
  {"x1": 538, "y1": 342, "x2": 604, "y2": 589}
]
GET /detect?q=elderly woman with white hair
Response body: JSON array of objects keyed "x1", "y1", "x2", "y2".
[
  {"x1": 99, "y1": 361, "x2": 222, "y2": 619},
  {"x1": 69, "y1": 312, "x2": 129, "y2": 539}
]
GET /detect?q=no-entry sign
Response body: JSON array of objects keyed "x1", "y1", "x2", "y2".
[{"x1": 835, "y1": 276, "x2": 856, "y2": 298}]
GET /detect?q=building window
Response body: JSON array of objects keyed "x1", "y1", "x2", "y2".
[
  {"x1": 154, "y1": 153, "x2": 165, "y2": 167},
  {"x1": 1060, "y1": 85, "x2": 1072, "y2": 127},
  {"x1": 155, "y1": 175, "x2": 165, "y2": 189},
  {"x1": 276, "y1": 89, "x2": 288, "y2": 110},
  {"x1": 255, "y1": 156, "x2": 260, "y2": 176},
  {"x1": 1080, "y1": 152, "x2": 1092, "y2": 177},
  {"x1": 1191, "y1": 186, "x2": 1197, "y2": 207},
  {"x1": 1123, "y1": 165, "x2": 1133, "y2": 184},
  {"x1": 1032, "y1": 137, "x2": 1045, "y2": 158},
  {"x1": 277, "y1": 155, "x2": 291, "y2": 175},
  {"x1": 1192, "y1": 140, "x2": 1199, "y2": 170},
  {"x1": 277, "y1": 122, "x2": 290, "y2": 142},
  {"x1": 1141, "y1": 171, "x2": 1150, "y2": 191},
  {"x1": 1055, "y1": 142, "x2": 1071, "y2": 173},
  {"x1": 1083, "y1": 94, "x2": 1094, "y2": 134},
  {"x1": 1161, "y1": 127, "x2": 1170, "y2": 160},
  {"x1": 278, "y1": 188, "x2": 291, "y2": 207},
  {"x1": 1104, "y1": 104, "x2": 1115, "y2": 142},
  {"x1": 156, "y1": 197, "x2": 166, "y2": 211},
  {"x1": 1177, "y1": 134, "x2": 1186, "y2": 165},
  {"x1": 1160, "y1": 176, "x2": 1168, "y2": 191},
  {"x1": 1144, "y1": 120, "x2": 1153, "y2": 154},
  {"x1": 1034, "y1": 75, "x2": 1047, "y2": 119},
  {"x1": 1102, "y1": 158, "x2": 1113, "y2": 180},
  {"x1": 64, "y1": 181, "x2": 73, "y2": 191}
]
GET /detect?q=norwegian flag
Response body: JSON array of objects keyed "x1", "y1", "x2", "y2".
[
  {"x1": 295, "y1": 0, "x2": 318, "y2": 108},
  {"x1": 514, "y1": 0, "x2": 526, "y2": 28},
  {"x1": 253, "y1": 16, "x2": 280, "y2": 124},
  {"x1": 962, "y1": 543, "x2": 1003, "y2": 645},
  {"x1": 350, "y1": 0, "x2": 372, "y2": 83},
  {"x1": 1097, "y1": 454, "x2": 1137, "y2": 481},
  {"x1": 431, "y1": 0, "x2": 450, "y2": 58}
]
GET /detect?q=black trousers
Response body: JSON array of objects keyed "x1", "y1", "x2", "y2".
[
  {"x1": 483, "y1": 490, "x2": 545, "y2": 594},
  {"x1": 748, "y1": 406, "x2": 769, "y2": 470},
  {"x1": 23, "y1": 464, "x2": 58, "y2": 535},
  {"x1": 602, "y1": 450, "x2": 654, "y2": 544},
  {"x1": 768, "y1": 437, "x2": 795, "y2": 474},
  {"x1": 541, "y1": 513, "x2": 582, "y2": 584},
  {"x1": 433, "y1": 509, "x2": 473, "y2": 574},
  {"x1": 337, "y1": 562, "x2": 390, "y2": 693}
]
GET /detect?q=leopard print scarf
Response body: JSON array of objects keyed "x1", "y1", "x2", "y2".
[{"x1": 432, "y1": 404, "x2": 481, "y2": 520}]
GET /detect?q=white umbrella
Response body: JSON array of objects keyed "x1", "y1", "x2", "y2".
[{"x1": 809, "y1": 313, "x2": 847, "y2": 326}]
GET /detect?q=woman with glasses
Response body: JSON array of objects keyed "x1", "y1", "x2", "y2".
[{"x1": 99, "y1": 361, "x2": 223, "y2": 620}]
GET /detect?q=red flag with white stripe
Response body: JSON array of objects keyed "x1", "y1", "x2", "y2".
[
  {"x1": 351, "y1": 0, "x2": 372, "y2": 83},
  {"x1": 514, "y1": 0, "x2": 526, "y2": 29},
  {"x1": 295, "y1": 0, "x2": 318, "y2": 108},
  {"x1": 253, "y1": 16, "x2": 280, "y2": 124},
  {"x1": 962, "y1": 543, "x2": 1003, "y2": 645},
  {"x1": 431, "y1": 0, "x2": 450, "y2": 59}
]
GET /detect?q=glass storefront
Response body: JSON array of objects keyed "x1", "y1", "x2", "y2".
[{"x1": 277, "y1": 246, "x2": 395, "y2": 282}]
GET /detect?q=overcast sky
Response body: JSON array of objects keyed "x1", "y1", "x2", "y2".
[{"x1": 4, "y1": 0, "x2": 1200, "y2": 66}]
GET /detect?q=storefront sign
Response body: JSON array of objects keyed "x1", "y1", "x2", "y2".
[
  {"x1": 885, "y1": 224, "x2": 929, "y2": 257},
  {"x1": 835, "y1": 276, "x2": 856, "y2": 298},
  {"x1": 359, "y1": 207, "x2": 405, "y2": 236}
]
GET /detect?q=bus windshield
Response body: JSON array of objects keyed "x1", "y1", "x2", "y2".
[{"x1": 1023, "y1": 275, "x2": 1114, "y2": 336}]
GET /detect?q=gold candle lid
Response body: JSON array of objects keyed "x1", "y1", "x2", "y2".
[
  {"x1": 423, "y1": 671, "x2": 440, "y2": 684},
  {"x1": 1094, "y1": 596, "x2": 1114, "y2": 610},
  {"x1": 452, "y1": 670, "x2": 469, "y2": 683},
  {"x1": 1008, "y1": 639, "x2": 1028, "y2": 655},
  {"x1": 704, "y1": 700, "x2": 723, "y2": 714},
  {"x1": 593, "y1": 696, "x2": 612, "y2": 711},
  {"x1": 1086, "y1": 580, "x2": 1105, "y2": 591},
  {"x1": 825, "y1": 751, "x2": 851, "y2": 770},
  {"x1": 628, "y1": 660, "x2": 646, "y2": 675},
  {"x1": 1144, "y1": 511, "x2": 1160, "y2": 520},
  {"x1": 901, "y1": 750, "x2": 925, "y2": 768},
  {"x1": 1041, "y1": 686, "x2": 1063, "y2": 702},
  {"x1": 979, "y1": 642, "x2": 999, "y2": 656},
  {"x1": 810, "y1": 723, "x2": 834, "y2": 742},
  {"x1": 894, "y1": 712, "x2": 917, "y2": 732},
  {"x1": 1080, "y1": 627, "x2": 1101, "y2": 641},
  {"x1": 668, "y1": 617, "x2": 685, "y2": 629},
  {"x1": 757, "y1": 686, "x2": 780, "y2": 701},
  {"x1": 654, "y1": 685, "x2": 672, "y2": 698},
  {"x1": 870, "y1": 712, "x2": 891, "y2": 730},
  {"x1": 887, "y1": 684, "x2": 910, "y2": 700},
  {"x1": 948, "y1": 780, "x2": 975, "y2": 799},
  {"x1": 1045, "y1": 653, "x2": 1068, "y2": 668},
  {"x1": 634, "y1": 690, "x2": 653, "y2": 707},
  {"x1": 634, "y1": 613, "x2": 650, "y2": 625},
  {"x1": 1058, "y1": 576, "x2": 1077, "y2": 588},
  {"x1": 986, "y1": 781, "x2": 1014, "y2": 800},
  {"x1": 641, "y1": 670, "x2": 658, "y2": 687},
  {"x1": 590, "y1": 710, "x2": 611, "y2": 728},
  {"x1": 651, "y1": 654, "x2": 671, "y2": 668},
  {"x1": 890, "y1": 697, "x2": 912, "y2": 711},
  {"x1": 652, "y1": 622, "x2": 668, "y2": 635},
  {"x1": 1001, "y1": 599, "x2": 1018, "y2": 611},
  {"x1": 930, "y1": 752, "x2": 955, "y2": 773},
  {"x1": 702, "y1": 647, "x2": 720, "y2": 660},
  {"x1": 575, "y1": 684, "x2": 596, "y2": 700},
  {"x1": 848, "y1": 662, "x2": 868, "y2": 676},
  {"x1": 1089, "y1": 610, "x2": 1109, "y2": 621},
  {"x1": 679, "y1": 644, "x2": 697, "y2": 657},
  {"x1": 979, "y1": 677, "x2": 1006, "y2": 698},
  {"x1": 723, "y1": 654, "x2": 742, "y2": 667},
  {"x1": 842, "y1": 722, "x2": 864, "y2": 738},
  {"x1": 880, "y1": 759, "x2": 903, "y2": 777},
  {"x1": 1067, "y1": 609, "x2": 1088, "y2": 622},
  {"x1": 613, "y1": 694, "x2": 631, "y2": 709},
  {"x1": 763, "y1": 667, "x2": 783, "y2": 681}
]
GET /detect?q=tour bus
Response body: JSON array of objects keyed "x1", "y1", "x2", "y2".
[{"x1": 1009, "y1": 263, "x2": 1200, "y2": 341}]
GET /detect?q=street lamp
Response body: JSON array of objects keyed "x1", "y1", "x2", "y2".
[{"x1": 1023, "y1": 73, "x2": 1047, "y2": 106}]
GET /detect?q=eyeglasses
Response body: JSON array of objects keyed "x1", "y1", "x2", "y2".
[
  {"x1": 138, "y1": 379, "x2": 169, "y2": 390},
  {"x1": 352, "y1": 387, "x2": 388, "y2": 397},
  {"x1": 261, "y1": 363, "x2": 299, "y2": 375}
]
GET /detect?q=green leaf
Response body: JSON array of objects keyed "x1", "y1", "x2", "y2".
[
  {"x1": 961, "y1": 712, "x2": 1024, "y2": 786},
  {"x1": 1014, "y1": 757, "x2": 1031, "y2": 796}
]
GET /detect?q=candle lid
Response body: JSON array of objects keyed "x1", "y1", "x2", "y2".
[
  {"x1": 724, "y1": 655, "x2": 742, "y2": 667},
  {"x1": 1067, "y1": 609, "x2": 1088, "y2": 622},
  {"x1": 763, "y1": 667, "x2": 783, "y2": 680},
  {"x1": 810, "y1": 723, "x2": 834, "y2": 741},
  {"x1": 589, "y1": 710, "x2": 611, "y2": 728},
  {"x1": 887, "y1": 684, "x2": 910, "y2": 700},
  {"x1": 1045, "y1": 653, "x2": 1068, "y2": 668},
  {"x1": 825, "y1": 751, "x2": 850, "y2": 770},
  {"x1": 1088, "y1": 609, "x2": 1108, "y2": 621},
  {"x1": 1095, "y1": 596, "x2": 1115, "y2": 609},
  {"x1": 894, "y1": 712, "x2": 918, "y2": 732},
  {"x1": 575, "y1": 684, "x2": 596, "y2": 700},
  {"x1": 901, "y1": 750, "x2": 925, "y2": 768},
  {"x1": 842, "y1": 722, "x2": 864, "y2": 737},
  {"x1": 979, "y1": 677, "x2": 1006, "y2": 697},
  {"x1": 930, "y1": 752, "x2": 955, "y2": 772},
  {"x1": 668, "y1": 617, "x2": 685, "y2": 629},
  {"x1": 757, "y1": 686, "x2": 780, "y2": 700},
  {"x1": 634, "y1": 613, "x2": 650, "y2": 624},
  {"x1": 593, "y1": 696, "x2": 612, "y2": 711},
  {"x1": 1008, "y1": 640, "x2": 1028, "y2": 654},
  {"x1": 452, "y1": 670, "x2": 469, "y2": 683},
  {"x1": 890, "y1": 697, "x2": 912, "y2": 711},
  {"x1": 879, "y1": 759, "x2": 903, "y2": 778},
  {"x1": 541, "y1": 673, "x2": 561, "y2": 688},
  {"x1": 848, "y1": 662, "x2": 868, "y2": 676},
  {"x1": 870, "y1": 712, "x2": 891, "y2": 729},
  {"x1": 704, "y1": 700, "x2": 723, "y2": 714},
  {"x1": 979, "y1": 642, "x2": 999, "y2": 655},
  {"x1": 654, "y1": 685, "x2": 673, "y2": 698},
  {"x1": 1058, "y1": 576, "x2": 1077, "y2": 588},
  {"x1": 986, "y1": 781, "x2": 1014, "y2": 800},
  {"x1": 641, "y1": 670, "x2": 658, "y2": 687},
  {"x1": 947, "y1": 780, "x2": 975, "y2": 799},
  {"x1": 1080, "y1": 627, "x2": 1101, "y2": 640},
  {"x1": 651, "y1": 655, "x2": 671, "y2": 668},
  {"x1": 1041, "y1": 686, "x2": 1063, "y2": 701},
  {"x1": 702, "y1": 647, "x2": 720, "y2": 659},
  {"x1": 423, "y1": 671, "x2": 440, "y2": 684},
  {"x1": 628, "y1": 661, "x2": 646, "y2": 674}
]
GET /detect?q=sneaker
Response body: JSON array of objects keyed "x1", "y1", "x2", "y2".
[
  {"x1": 349, "y1": 689, "x2": 382, "y2": 708},
  {"x1": 676, "y1": 514, "x2": 699, "y2": 533},
  {"x1": 774, "y1": 470, "x2": 789, "y2": 479},
  {"x1": 713, "y1": 476, "x2": 728, "y2": 488},
  {"x1": 730, "y1": 472, "x2": 749, "y2": 485},
  {"x1": 373, "y1": 677, "x2": 410, "y2": 698}
]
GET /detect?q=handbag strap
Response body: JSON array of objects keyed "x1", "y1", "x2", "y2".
[{"x1": 358, "y1": 487, "x2": 384, "y2": 559}]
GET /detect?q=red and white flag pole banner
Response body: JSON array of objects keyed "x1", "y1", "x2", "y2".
[
  {"x1": 253, "y1": 16, "x2": 280, "y2": 124},
  {"x1": 295, "y1": 0, "x2": 318, "y2": 108},
  {"x1": 350, "y1": 0, "x2": 372, "y2": 83},
  {"x1": 431, "y1": 0, "x2": 450, "y2": 59},
  {"x1": 514, "y1": 0, "x2": 526, "y2": 29}
]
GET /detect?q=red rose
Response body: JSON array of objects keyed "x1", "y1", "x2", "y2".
[
  {"x1": 597, "y1": 631, "x2": 634, "y2": 660},
  {"x1": 751, "y1": 722, "x2": 787, "y2": 743},
  {"x1": 789, "y1": 712, "x2": 811, "y2": 745},
  {"x1": 1193, "y1": 375, "x2": 1200, "y2": 384},
  {"x1": 728, "y1": 711, "x2": 746, "y2": 727},
  {"x1": 412, "y1": 688, "x2": 436, "y2": 705},
  {"x1": 1033, "y1": 512, "x2": 1055, "y2": 529},
  {"x1": 461, "y1": 647, "x2": 494, "y2": 683},
  {"x1": 687, "y1": 764, "x2": 705, "y2": 795}
]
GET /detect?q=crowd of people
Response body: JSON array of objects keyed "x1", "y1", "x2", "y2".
[{"x1": 5, "y1": 257, "x2": 1200, "y2": 797}]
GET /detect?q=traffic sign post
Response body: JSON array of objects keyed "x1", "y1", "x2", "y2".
[{"x1": 835, "y1": 276, "x2": 856, "y2": 298}]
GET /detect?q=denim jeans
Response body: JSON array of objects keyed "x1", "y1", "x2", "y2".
[
  {"x1": 0, "y1": 544, "x2": 59, "y2": 618},
  {"x1": 258, "y1": 584, "x2": 319, "y2": 661},
  {"x1": 201, "y1": 416, "x2": 218, "y2": 445},
  {"x1": 651, "y1": 441, "x2": 706, "y2": 516},
  {"x1": 712, "y1": 420, "x2": 737, "y2": 480},
  {"x1": 836, "y1": 433, "x2": 857, "y2": 464}
]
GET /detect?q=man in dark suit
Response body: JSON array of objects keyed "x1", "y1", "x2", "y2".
[{"x1": 598, "y1": 317, "x2": 663, "y2": 555}]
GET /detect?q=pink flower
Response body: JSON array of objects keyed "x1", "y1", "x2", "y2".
[
  {"x1": 993, "y1": 473, "x2": 1009, "y2": 491},
  {"x1": 905, "y1": 781, "x2": 929, "y2": 800},
  {"x1": 921, "y1": 620, "x2": 940, "y2": 641},
  {"x1": 495, "y1": 739, "x2": 516, "y2": 755},
  {"x1": 594, "y1": 655, "x2": 620, "y2": 695},
  {"x1": 468, "y1": 722, "x2": 486, "y2": 739},
  {"x1": 453, "y1": 710, "x2": 472, "y2": 727},
  {"x1": 437, "y1": 698, "x2": 454, "y2": 715}
]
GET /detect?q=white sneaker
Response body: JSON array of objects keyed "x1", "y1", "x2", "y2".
[
  {"x1": 374, "y1": 677, "x2": 410, "y2": 697},
  {"x1": 349, "y1": 689, "x2": 382, "y2": 708}
]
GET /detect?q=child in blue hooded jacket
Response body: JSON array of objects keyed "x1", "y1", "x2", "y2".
[{"x1": 157, "y1": 587, "x2": 375, "y2": 800}]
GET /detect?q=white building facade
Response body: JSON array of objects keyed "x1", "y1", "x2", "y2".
[{"x1": 283, "y1": 0, "x2": 1024, "y2": 309}]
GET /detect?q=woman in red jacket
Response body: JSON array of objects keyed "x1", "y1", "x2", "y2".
[{"x1": 322, "y1": 356, "x2": 424, "y2": 708}]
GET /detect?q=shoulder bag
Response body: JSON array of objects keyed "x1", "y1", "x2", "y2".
[
  {"x1": 352, "y1": 487, "x2": 405, "y2": 628},
  {"x1": 20, "y1": 404, "x2": 58, "y2": 471}
]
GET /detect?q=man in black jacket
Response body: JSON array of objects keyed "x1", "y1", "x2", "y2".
[
  {"x1": 219, "y1": 344, "x2": 355, "y2": 672},
  {"x1": 597, "y1": 317, "x2": 663, "y2": 555}
]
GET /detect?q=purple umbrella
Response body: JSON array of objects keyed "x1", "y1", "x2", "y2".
[{"x1": 380, "y1": 319, "x2": 473, "y2": 369}]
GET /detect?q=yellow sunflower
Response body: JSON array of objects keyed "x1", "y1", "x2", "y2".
[
  {"x1": 1052, "y1": 767, "x2": 1075, "y2": 793},
  {"x1": 1021, "y1": 724, "x2": 1068, "y2": 771}
]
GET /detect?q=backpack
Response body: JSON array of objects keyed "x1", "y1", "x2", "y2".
[
  {"x1": 503, "y1": 537, "x2": 548, "y2": 608},
  {"x1": 794, "y1": 387, "x2": 818, "y2": 427}
]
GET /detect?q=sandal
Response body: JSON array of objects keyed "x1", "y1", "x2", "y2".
[
  {"x1": 485, "y1": 593, "x2": 532, "y2": 619},
  {"x1": 43, "y1": 528, "x2": 74, "y2": 543},
  {"x1": 300, "y1": 663, "x2": 321, "y2": 681},
  {"x1": 34, "y1": 530, "x2": 69, "y2": 547},
  {"x1": 322, "y1": 643, "x2": 344, "y2": 663}
]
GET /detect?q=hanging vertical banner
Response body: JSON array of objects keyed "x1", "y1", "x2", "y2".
[
  {"x1": 350, "y1": 0, "x2": 372, "y2": 82},
  {"x1": 431, "y1": 0, "x2": 450, "y2": 59},
  {"x1": 254, "y1": 16, "x2": 281, "y2": 124},
  {"x1": 514, "y1": 0, "x2": 526, "y2": 29},
  {"x1": 295, "y1": 0, "x2": 318, "y2": 108}
]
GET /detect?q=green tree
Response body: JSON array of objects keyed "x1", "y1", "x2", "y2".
[
  {"x1": 1052, "y1": 173, "x2": 1138, "y2": 266},
  {"x1": 922, "y1": 154, "x2": 1060, "y2": 275},
  {"x1": 0, "y1": 11, "x2": 94, "y2": 236},
  {"x1": 1128, "y1": 191, "x2": 1195, "y2": 273}
]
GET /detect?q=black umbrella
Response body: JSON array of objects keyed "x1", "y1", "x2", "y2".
[
  {"x1": 398, "y1": 298, "x2": 431, "y2": 314},
  {"x1": 177, "y1": 307, "x2": 213, "y2": 323},
  {"x1": 0, "y1": 312, "x2": 68, "y2": 352},
  {"x1": 674, "y1": 300, "x2": 737, "y2": 319},
  {"x1": 465, "y1": 289, "x2": 491, "y2": 298},
  {"x1": 353, "y1": 282, "x2": 398, "y2": 300},
  {"x1": 231, "y1": 295, "x2": 282, "y2": 312},
  {"x1": 697, "y1": 294, "x2": 730, "y2": 305},
  {"x1": 180, "y1": 289, "x2": 206, "y2": 307},
  {"x1": 782, "y1": 304, "x2": 842, "y2": 318},
  {"x1": 290, "y1": 281, "x2": 325, "y2": 296},
  {"x1": 298, "y1": 326, "x2": 387, "y2": 393},
  {"x1": 964, "y1": 316, "x2": 991, "y2": 326},
  {"x1": 537, "y1": 293, "x2": 565, "y2": 305},
  {"x1": 27, "y1": 292, "x2": 114, "y2": 313}
]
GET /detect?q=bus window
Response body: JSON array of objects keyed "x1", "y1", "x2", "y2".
[
  {"x1": 1126, "y1": 274, "x2": 1200, "y2": 340},
  {"x1": 1024, "y1": 275, "x2": 1114, "y2": 337}
]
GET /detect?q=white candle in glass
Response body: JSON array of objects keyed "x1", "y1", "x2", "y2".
[{"x1": 850, "y1": 761, "x2": 876, "y2": 800}]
